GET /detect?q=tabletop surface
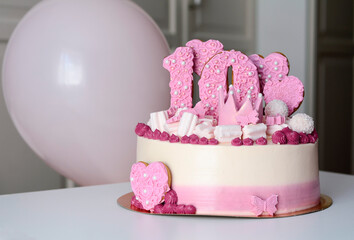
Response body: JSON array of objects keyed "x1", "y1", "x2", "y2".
[{"x1": 0, "y1": 171, "x2": 353, "y2": 240}]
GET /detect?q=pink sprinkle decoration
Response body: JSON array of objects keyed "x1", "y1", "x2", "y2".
[
  {"x1": 231, "y1": 138, "x2": 243, "y2": 146},
  {"x1": 175, "y1": 204, "x2": 186, "y2": 214},
  {"x1": 135, "y1": 123, "x2": 147, "y2": 136},
  {"x1": 208, "y1": 138, "x2": 219, "y2": 145},
  {"x1": 184, "y1": 205, "x2": 197, "y2": 214},
  {"x1": 199, "y1": 137, "x2": 208, "y2": 145},
  {"x1": 144, "y1": 128, "x2": 153, "y2": 139},
  {"x1": 282, "y1": 127, "x2": 292, "y2": 134},
  {"x1": 286, "y1": 131, "x2": 300, "y2": 145},
  {"x1": 160, "y1": 131, "x2": 170, "y2": 141},
  {"x1": 153, "y1": 204, "x2": 164, "y2": 214},
  {"x1": 243, "y1": 138, "x2": 254, "y2": 146},
  {"x1": 311, "y1": 129, "x2": 318, "y2": 141},
  {"x1": 162, "y1": 204, "x2": 175, "y2": 214},
  {"x1": 169, "y1": 134, "x2": 180, "y2": 143},
  {"x1": 131, "y1": 195, "x2": 143, "y2": 209},
  {"x1": 165, "y1": 190, "x2": 178, "y2": 205},
  {"x1": 308, "y1": 134, "x2": 316, "y2": 143},
  {"x1": 299, "y1": 133, "x2": 310, "y2": 144},
  {"x1": 181, "y1": 135, "x2": 190, "y2": 144},
  {"x1": 189, "y1": 134, "x2": 199, "y2": 144},
  {"x1": 272, "y1": 131, "x2": 287, "y2": 144},
  {"x1": 153, "y1": 129, "x2": 161, "y2": 140},
  {"x1": 256, "y1": 137, "x2": 267, "y2": 145}
]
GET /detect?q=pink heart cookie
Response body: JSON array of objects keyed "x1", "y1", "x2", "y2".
[
  {"x1": 249, "y1": 53, "x2": 289, "y2": 91},
  {"x1": 263, "y1": 75, "x2": 304, "y2": 114},
  {"x1": 186, "y1": 39, "x2": 224, "y2": 76},
  {"x1": 130, "y1": 162, "x2": 171, "y2": 211}
]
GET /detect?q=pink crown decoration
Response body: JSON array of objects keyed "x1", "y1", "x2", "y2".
[{"x1": 217, "y1": 85, "x2": 263, "y2": 127}]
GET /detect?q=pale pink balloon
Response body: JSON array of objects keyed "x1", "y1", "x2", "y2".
[{"x1": 2, "y1": 0, "x2": 170, "y2": 185}]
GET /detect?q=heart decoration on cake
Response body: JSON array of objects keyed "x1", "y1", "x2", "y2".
[
  {"x1": 249, "y1": 53, "x2": 289, "y2": 91},
  {"x1": 263, "y1": 75, "x2": 304, "y2": 114},
  {"x1": 251, "y1": 194, "x2": 278, "y2": 216},
  {"x1": 130, "y1": 161, "x2": 171, "y2": 210}
]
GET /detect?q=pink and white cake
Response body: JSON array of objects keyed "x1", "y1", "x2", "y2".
[{"x1": 130, "y1": 39, "x2": 320, "y2": 217}]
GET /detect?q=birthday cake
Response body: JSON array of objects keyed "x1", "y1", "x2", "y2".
[{"x1": 130, "y1": 39, "x2": 319, "y2": 217}]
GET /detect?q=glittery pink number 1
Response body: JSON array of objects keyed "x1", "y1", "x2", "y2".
[{"x1": 163, "y1": 47, "x2": 194, "y2": 115}]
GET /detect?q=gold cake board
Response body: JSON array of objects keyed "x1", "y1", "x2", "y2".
[{"x1": 117, "y1": 192, "x2": 332, "y2": 218}]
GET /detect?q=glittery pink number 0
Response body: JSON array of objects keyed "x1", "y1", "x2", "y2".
[{"x1": 199, "y1": 50, "x2": 260, "y2": 116}]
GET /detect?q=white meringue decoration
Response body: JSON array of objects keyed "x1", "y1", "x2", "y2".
[
  {"x1": 265, "y1": 99, "x2": 289, "y2": 117},
  {"x1": 288, "y1": 113, "x2": 315, "y2": 134},
  {"x1": 149, "y1": 110, "x2": 169, "y2": 132},
  {"x1": 177, "y1": 112, "x2": 198, "y2": 137},
  {"x1": 214, "y1": 125, "x2": 242, "y2": 142},
  {"x1": 242, "y1": 123, "x2": 267, "y2": 141}
]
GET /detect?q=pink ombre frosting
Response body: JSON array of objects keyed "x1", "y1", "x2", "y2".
[
  {"x1": 130, "y1": 162, "x2": 170, "y2": 210},
  {"x1": 137, "y1": 137, "x2": 320, "y2": 216},
  {"x1": 174, "y1": 180, "x2": 319, "y2": 216}
]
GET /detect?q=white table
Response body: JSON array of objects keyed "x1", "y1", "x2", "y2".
[{"x1": 0, "y1": 171, "x2": 353, "y2": 240}]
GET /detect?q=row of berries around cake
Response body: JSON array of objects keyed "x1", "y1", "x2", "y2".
[
  {"x1": 135, "y1": 123, "x2": 318, "y2": 146},
  {"x1": 131, "y1": 189, "x2": 196, "y2": 215}
]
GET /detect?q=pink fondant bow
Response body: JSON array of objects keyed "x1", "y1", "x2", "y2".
[{"x1": 251, "y1": 194, "x2": 278, "y2": 216}]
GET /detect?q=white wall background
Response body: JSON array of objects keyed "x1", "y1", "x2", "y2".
[{"x1": 255, "y1": 0, "x2": 311, "y2": 114}]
